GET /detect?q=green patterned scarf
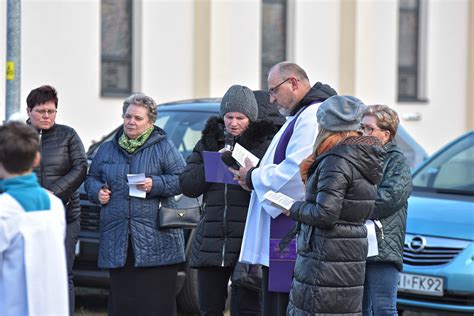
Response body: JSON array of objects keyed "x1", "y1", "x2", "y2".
[{"x1": 118, "y1": 126, "x2": 154, "y2": 153}]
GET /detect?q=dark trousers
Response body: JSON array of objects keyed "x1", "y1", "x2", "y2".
[
  {"x1": 108, "y1": 244, "x2": 179, "y2": 316},
  {"x1": 198, "y1": 266, "x2": 261, "y2": 316},
  {"x1": 65, "y1": 218, "x2": 80, "y2": 315},
  {"x1": 262, "y1": 266, "x2": 289, "y2": 316}
]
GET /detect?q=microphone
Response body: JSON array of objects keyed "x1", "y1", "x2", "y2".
[
  {"x1": 224, "y1": 131, "x2": 234, "y2": 150},
  {"x1": 221, "y1": 150, "x2": 240, "y2": 170}
]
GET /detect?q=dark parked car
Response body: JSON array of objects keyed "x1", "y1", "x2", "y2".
[
  {"x1": 397, "y1": 130, "x2": 474, "y2": 315},
  {"x1": 73, "y1": 98, "x2": 427, "y2": 314}
]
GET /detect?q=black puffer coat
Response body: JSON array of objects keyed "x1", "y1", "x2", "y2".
[
  {"x1": 287, "y1": 136, "x2": 384, "y2": 315},
  {"x1": 33, "y1": 123, "x2": 87, "y2": 223},
  {"x1": 367, "y1": 141, "x2": 412, "y2": 270},
  {"x1": 179, "y1": 117, "x2": 277, "y2": 267}
]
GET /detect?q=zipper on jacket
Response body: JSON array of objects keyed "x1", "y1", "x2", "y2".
[
  {"x1": 127, "y1": 155, "x2": 133, "y2": 243},
  {"x1": 38, "y1": 130, "x2": 45, "y2": 185},
  {"x1": 221, "y1": 183, "x2": 228, "y2": 267}
]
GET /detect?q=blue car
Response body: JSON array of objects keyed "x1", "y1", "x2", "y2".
[{"x1": 397, "y1": 130, "x2": 474, "y2": 314}]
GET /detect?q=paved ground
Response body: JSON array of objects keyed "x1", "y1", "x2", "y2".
[
  {"x1": 75, "y1": 287, "x2": 204, "y2": 316},
  {"x1": 75, "y1": 287, "x2": 467, "y2": 316}
]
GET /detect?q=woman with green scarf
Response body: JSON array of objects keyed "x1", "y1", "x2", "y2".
[{"x1": 85, "y1": 93, "x2": 186, "y2": 316}]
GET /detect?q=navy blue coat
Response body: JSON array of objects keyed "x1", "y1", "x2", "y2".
[{"x1": 85, "y1": 126, "x2": 186, "y2": 268}]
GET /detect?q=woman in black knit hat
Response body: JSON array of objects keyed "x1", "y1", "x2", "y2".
[{"x1": 180, "y1": 85, "x2": 280, "y2": 316}]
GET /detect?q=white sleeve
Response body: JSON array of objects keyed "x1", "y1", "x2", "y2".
[
  {"x1": 0, "y1": 213, "x2": 21, "y2": 267},
  {"x1": 0, "y1": 195, "x2": 22, "y2": 253},
  {"x1": 0, "y1": 219, "x2": 8, "y2": 254},
  {"x1": 251, "y1": 105, "x2": 319, "y2": 215},
  {"x1": 47, "y1": 193, "x2": 66, "y2": 240}
]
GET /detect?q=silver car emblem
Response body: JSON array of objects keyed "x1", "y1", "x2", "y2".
[{"x1": 409, "y1": 235, "x2": 426, "y2": 253}]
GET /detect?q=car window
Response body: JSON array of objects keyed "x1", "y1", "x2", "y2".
[
  {"x1": 158, "y1": 110, "x2": 213, "y2": 160},
  {"x1": 395, "y1": 126, "x2": 428, "y2": 169},
  {"x1": 412, "y1": 133, "x2": 474, "y2": 194},
  {"x1": 87, "y1": 110, "x2": 214, "y2": 162}
]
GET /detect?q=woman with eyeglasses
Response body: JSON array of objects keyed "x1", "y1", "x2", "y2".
[
  {"x1": 26, "y1": 85, "x2": 87, "y2": 315},
  {"x1": 360, "y1": 105, "x2": 413, "y2": 316}
]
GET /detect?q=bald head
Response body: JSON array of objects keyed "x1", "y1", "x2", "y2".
[
  {"x1": 269, "y1": 62, "x2": 310, "y2": 84},
  {"x1": 267, "y1": 61, "x2": 312, "y2": 112}
]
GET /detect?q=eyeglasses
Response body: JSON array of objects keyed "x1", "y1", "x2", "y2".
[
  {"x1": 359, "y1": 123, "x2": 385, "y2": 134},
  {"x1": 33, "y1": 109, "x2": 57, "y2": 116},
  {"x1": 268, "y1": 78, "x2": 291, "y2": 97}
]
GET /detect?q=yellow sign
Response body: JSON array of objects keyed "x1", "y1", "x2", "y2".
[{"x1": 6, "y1": 61, "x2": 15, "y2": 80}]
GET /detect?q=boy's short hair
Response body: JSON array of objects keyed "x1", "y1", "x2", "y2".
[{"x1": 0, "y1": 122, "x2": 39, "y2": 173}]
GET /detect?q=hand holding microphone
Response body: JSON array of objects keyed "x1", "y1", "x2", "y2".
[
  {"x1": 221, "y1": 150, "x2": 253, "y2": 191},
  {"x1": 221, "y1": 150, "x2": 241, "y2": 170}
]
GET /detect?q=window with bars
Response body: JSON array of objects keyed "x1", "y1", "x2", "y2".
[
  {"x1": 398, "y1": 0, "x2": 427, "y2": 102},
  {"x1": 101, "y1": 0, "x2": 132, "y2": 97},
  {"x1": 261, "y1": 0, "x2": 287, "y2": 90}
]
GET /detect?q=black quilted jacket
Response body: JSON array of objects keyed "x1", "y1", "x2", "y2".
[
  {"x1": 179, "y1": 117, "x2": 277, "y2": 268},
  {"x1": 33, "y1": 123, "x2": 87, "y2": 223},
  {"x1": 287, "y1": 136, "x2": 384, "y2": 315},
  {"x1": 367, "y1": 141, "x2": 413, "y2": 270}
]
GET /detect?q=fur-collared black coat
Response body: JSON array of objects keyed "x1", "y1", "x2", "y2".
[{"x1": 179, "y1": 116, "x2": 277, "y2": 267}]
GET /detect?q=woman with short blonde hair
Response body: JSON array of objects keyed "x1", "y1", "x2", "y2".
[{"x1": 361, "y1": 104, "x2": 413, "y2": 316}]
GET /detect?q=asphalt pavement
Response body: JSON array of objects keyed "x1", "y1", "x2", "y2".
[{"x1": 74, "y1": 287, "x2": 464, "y2": 316}]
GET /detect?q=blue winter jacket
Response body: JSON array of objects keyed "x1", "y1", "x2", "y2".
[{"x1": 85, "y1": 126, "x2": 186, "y2": 268}]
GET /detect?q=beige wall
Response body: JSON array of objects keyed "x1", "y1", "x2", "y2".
[
  {"x1": 355, "y1": 0, "x2": 469, "y2": 154},
  {"x1": 141, "y1": 0, "x2": 195, "y2": 102},
  {"x1": 20, "y1": 1, "x2": 122, "y2": 148},
  {"x1": 0, "y1": 0, "x2": 472, "y2": 153},
  {"x1": 355, "y1": 0, "x2": 398, "y2": 104},
  {"x1": 288, "y1": 0, "x2": 341, "y2": 89},
  {"x1": 338, "y1": 0, "x2": 356, "y2": 95},
  {"x1": 405, "y1": 0, "x2": 468, "y2": 153},
  {"x1": 193, "y1": 0, "x2": 211, "y2": 98},
  {"x1": 208, "y1": 0, "x2": 261, "y2": 96},
  {"x1": 1, "y1": 0, "x2": 203, "y2": 148}
]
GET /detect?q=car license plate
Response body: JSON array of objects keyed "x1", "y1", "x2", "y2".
[{"x1": 398, "y1": 272, "x2": 444, "y2": 296}]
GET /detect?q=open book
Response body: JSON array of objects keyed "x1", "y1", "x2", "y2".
[
  {"x1": 232, "y1": 143, "x2": 260, "y2": 167},
  {"x1": 263, "y1": 190, "x2": 296, "y2": 211}
]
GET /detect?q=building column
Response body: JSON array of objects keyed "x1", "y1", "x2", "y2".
[
  {"x1": 193, "y1": 0, "x2": 211, "y2": 98},
  {"x1": 339, "y1": 0, "x2": 356, "y2": 95}
]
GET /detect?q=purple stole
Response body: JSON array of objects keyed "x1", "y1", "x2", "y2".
[{"x1": 268, "y1": 106, "x2": 308, "y2": 293}]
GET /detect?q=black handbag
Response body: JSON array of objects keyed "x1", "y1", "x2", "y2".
[
  {"x1": 231, "y1": 262, "x2": 262, "y2": 292},
  {"x1": 159, "y1": 195, "x2": 201, "y2": 229}
]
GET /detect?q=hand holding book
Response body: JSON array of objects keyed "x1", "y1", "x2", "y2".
[{"x1": 263, "y1": 190, "x2": 295, "y2": 216}]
